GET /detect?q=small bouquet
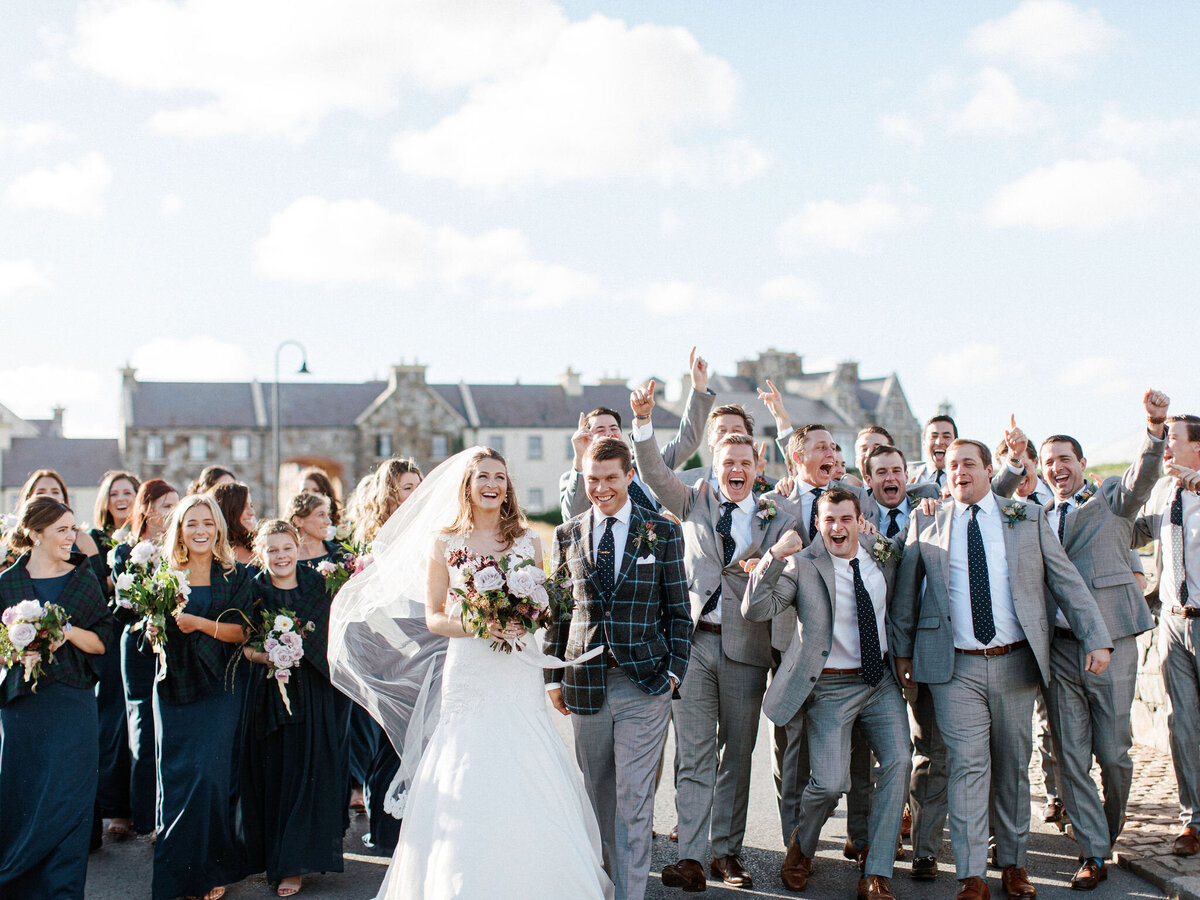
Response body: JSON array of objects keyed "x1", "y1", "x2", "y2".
[
  {"x1": 447, "y1": 549, "x2": 574, "y2": 653},
  {"x1": 113, "y1": 541, "x2": 190, "y2": 668},
  {"x1": 249, "y1": 609, "x2": 315, "y2": 714},
  {"x1": 0, "y1": 599, "x2": 71, "y2": 688},
  {"x1": 316, "y1": 540, "x2": 374, "y2": 597}
]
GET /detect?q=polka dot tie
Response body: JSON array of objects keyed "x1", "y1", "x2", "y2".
[
  {"x1": 850, "y1": 558, "x2": 884, "y2": 687},
  {"x1": 807, "y1": 488, "x2": 824, "y2": 540},
  {"x1": 1171, "y1": 485, "x2": 1189, "y2": 605},
  {"x1": 1056, "y1": 502, "x2": 1070, "y2": 544},
  {"x1": 967, "y1": 503, "x2": 996, "y2": 645},
  {"x1": 596, "y1": 516, "x2": 617, "y2": 596},
  {"x1": 1029, "y1": 490, "x2": 1042, "y2": 505},
  {"x1": 627, "y1": 477, "x2": 656, "y2": 513},
  {"x1": 701, "y1": 501, "x2": 738, "y2": 616}
]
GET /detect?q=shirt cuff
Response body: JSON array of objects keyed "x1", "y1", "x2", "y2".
[
  {"x1": 668, "y1": 671, "x2": 679, "y2": 683},
  {"x1": 545, "y1": 682, "x2": 562, "y2": 692},
  {"x1": 1008, "y1": 461, "x2": 1024, "y2": 474},
  {"x1": 777, "y1": 426, "x2": 794, "y2": 442},
  {"x1": 1148, "y1": 429, "x2": 1165, "y2": 443},
  {"x1": 632, "y1": 421, "x2": 654, "y2": 442}
]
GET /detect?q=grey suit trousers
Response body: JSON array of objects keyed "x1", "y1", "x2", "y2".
[
  {"x1": 907, "y1": 682, "x2": 949, "y2": 859},
  {"x1": 1044, "y1": 633, "x2": 1138, "y2": 858},
  {"x1": 574, "y1": 670, "x2": 672, "y2": 900},
  {"x1": 673, "y1": 629, "x2": 768, "y2": 862},
  {"x1": 1034, "y1": 688, "x2": 1060, "y2": 801},
  {"x1": 930, "y1": 645, "x2": 1040, "y2": 879},
  {"x1": 791, "y1": 670, "x2": 912, "y2": 878},
  {"x1": 1162, "y1": 613, "x2": 1200, "y2": 829}
]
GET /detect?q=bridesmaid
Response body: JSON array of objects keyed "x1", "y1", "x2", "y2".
[
  {"x1": 241, "y1": 520, "x2": 351, "y2": 897},
  {"x1": 188, "y1": 465, "x2": 236, "y2": 496},
  {"x1": 90, "y1": 469, "x2": 141, "y2": 839},
  {"x1": 298, "y1": 466, "x2": 343, "y2": 528},
  {"x1": 152, "y1": 494, "x2": 253, "y2": 900},
  {"x1": 213, "y1": 482, "x2": 258, "y2": 568},
  {"x1": 0, "y1": 497, "x2": 113, "y2": 898},
  {"x1": 112, "y1": 478, "x2": 179, "y2": 836},
  {"x1": 287, "y1": 493, "x2": 339, "y2": 567},
  {"x1": 354, "y1": 457, "x2": 421, "y2": 547},
  {"x1": 16, "y1": 469, "x2": 101, "y2": 558}
]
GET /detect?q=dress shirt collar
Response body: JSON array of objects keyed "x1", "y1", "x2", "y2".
[
  {"x1": 953, "y1": 490, "x2": 999, "y2": 519},
  {"x1": 797, "y1": 478, "x2": 827, "y2": 496},
  {"x1": 828, "y1": 542, "x2": 870, "y2": 575},
  {"x1": 591, "y1": 498, "x2": 633, "y2": 529},
  {"x1": 717, "y1": 493, "x2": 758, "y2": 516}
]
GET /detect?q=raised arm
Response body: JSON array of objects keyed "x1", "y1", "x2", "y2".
[
  {"x1": 630, "y1": 380, "x2": 699, "y2": 520},
  {"x1": 661, "y1": 347, "x2": 716, "y2": 470},
  {"x1": 1108, "y1": 390, "x2": 1169, "y2": 518},
  {"x1": 741, "y1": 529, "x2": 803, "y2": 622},
  {"x1": 991, "y1": 415, "x2": 1028, "y2": 498},
  {"x1": 756, "y1": 378, "x2": 794, "y2": 460}
]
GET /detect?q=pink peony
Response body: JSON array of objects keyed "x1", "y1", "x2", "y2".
[
  {"x1": 528, "y1": 584, "x2": 549, "y2": 609},
  {"x1": 473, "y1": 565, "x2": 504, "y2": 593}
]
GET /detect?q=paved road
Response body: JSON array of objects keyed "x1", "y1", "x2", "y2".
[{"x1": 86, "y1": 711, "x2": 1166, "y2": 899}]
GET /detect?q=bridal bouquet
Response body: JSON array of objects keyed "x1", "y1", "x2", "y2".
[
  {"x1": 447, "y1": 550, "x2": 574, "y2": 653},
  {"x1": 113, "y1": 542, "x2": 190, "y2": 667},
  {"x1": 316, "y1": 540, "x2": 374, "y2": 597},
  {"x1": 249, "y1": 609, "x2": 316, "y2": 715},
  {"x1": 0, "y1": 599, "x2": 71, "y2": 688}
]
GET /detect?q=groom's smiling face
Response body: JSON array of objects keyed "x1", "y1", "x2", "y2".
[{"x1": 584, "y1": 458, "x2": 633, "y2": 516}]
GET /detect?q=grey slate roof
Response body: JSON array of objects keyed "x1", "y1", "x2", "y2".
[
  {"x1": 463, "y1": 384, "x2": 681, "y2": 430},
  {"x1": 130, "y1": 382, "x2": 260, "y2": 428},
  {"x1": 1, "y1": 437, "x2": 123, "y2": 488}
]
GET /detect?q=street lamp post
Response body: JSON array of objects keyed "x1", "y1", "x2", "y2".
[{"x1": 273, "y1": 340, "x2": 310, "y2": 513}]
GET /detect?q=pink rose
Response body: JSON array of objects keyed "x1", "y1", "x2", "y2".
[
  {"x1": 473, "y1": 565, "x2": 504, "y2": 593},
  {"x1": 1, "y1": 607, "x2": 15, "y2": 626},
  {"x1": 506, "y1": 566, "x2": 539, "y2": 599},
  {"x1": 528, "y1": 584, "x2": 549, "y2": 609},
  {"x1": 8, "y1": 622, "x2": 37, "y2": 650},
  {"x1": 316, "y1": 560, "x2": 337, "y2": 576}
]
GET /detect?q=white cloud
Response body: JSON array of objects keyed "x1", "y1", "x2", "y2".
[
  {"x1": 986, "y1": 158, "x2": 1158, "y2": 231},
  {"x1": 130, "y1": 337, "x2": 255, "y2": 381},
  {"x1": 758, "y1": 276, "x2": 824, "y2": 311},
  {"x1": 878, "y1": 113, "x2": 924, "y2": 146},
  {"x1": 966, "y1": 0, "x2": 1117, "y2": 77},
  {"x1": 777, "y1": 186, "x2": 928, "y2": 254},
  {"x1": 1089, "y1": 109, "x2": 1200, "y2": 156},
  {"x1": 161, "y1": 194, "x2": 182, "y2": 216},
  {"x1": 952, "y1": 68, "x2": 1048, "y2": 135},
  {"x1": 3, "y1": 152, "x2": 112, "y2": 217},
  {"x1": 637, "y1": 280, "x2": 731, "y2": 317},
  {"x1": 255, "y1": 196, "x2": 598, "y2": 309},
  {"x1": 0, "y1": 365, "x2": 115, "y2": 438},
  {"x1": 0, "y1": 259, "x2": 52, "y2": 300},
  {"x1": 0, "y1": 121, "x2": 75, "y2": 152},
  {"x1": 928, "y1": 343, "x2": 1002, "y2": 386},
  {"x1": 392, "y1": 14, "x2": 765, "y2": 188}
]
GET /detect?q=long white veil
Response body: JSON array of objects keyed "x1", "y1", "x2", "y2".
[{"x1": 327, "y1": 446, "x2": 602, "y2": 819}]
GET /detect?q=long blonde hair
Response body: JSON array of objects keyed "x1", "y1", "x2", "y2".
[
  {"x1": 162, "y1": 494, "x2": 236, "y2": 572},
  {"x1": 357, "y1": 457, "x2": 423, "y2": 546},
  {"x1": 441, "y1": 448, "x2": 527, "y2": 549}
]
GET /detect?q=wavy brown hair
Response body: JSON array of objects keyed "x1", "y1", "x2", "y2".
[
  {"x1": 93, "y1": 470, "x2": 141, "y2": 534},
  {"x1": 129, "y1": 479, "x2": 179, "y2": 541},
  {"x1": 19, "y1": 469, "x2": 70, "y2": 506},
  {"x1": 10, "y1": 497, "x2": 74, "y2": 552},
  {"x1": 212, "y1": 482, "x2": 254, "y2": 552},
  {"x1": 442, "y1": 448, "x2": 527, "y2": 549},
  {"x1": 356, "y1": 457, "x2": 423, "y2": 545},
  {"x1": 187, "y1": 465, "x2": 236, "y2": 496}
]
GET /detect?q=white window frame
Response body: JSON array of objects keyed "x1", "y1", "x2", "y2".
[
  {"x1": 231, "y1": 434, "x2": 251, "y2": 462},
  {"x1": 188, "y1": 434, "x2": 207, "y2": 462},
  {"x1": 146, "y1": 435, "x2": 164, "y2": 462}
]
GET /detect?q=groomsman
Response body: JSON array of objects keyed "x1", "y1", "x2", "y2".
[
  {"x1": 1038, "y1": 389, "x2": 1168, "y2": 889},
  {"x1": 855, "y1": 426, "x2": 896, "y2": 479},
  {"x1": 1134, "y1": 414, "x2": 1200, "y2": 857},
  {"x1": 910, "y1": 416, "x2": 1027, "y2": 498},
  {"x1": 547, "y1": 437, "x2": 693, "y2": 900},
  {"x1": 677, "y1": 403, "x2": 758, "y2": 490},
  {"x1": 632, "y1": 383, "x2": 797, "y2": 892},
  {"x1": 995, "y1": 441, "x2": 1052, "y2": 506},
  {"x1": 892, "y1": 438, "x2": 1111, "y2": 900},
  {"x1": 743, "y1": 488, "x2": 911, "y2": 900},
  {"x1": 559, "y1": 348, "x2": 715, "y2": 519},
  {"x1": 861, "y1": 444, "x2": 939, "y2": 538}
]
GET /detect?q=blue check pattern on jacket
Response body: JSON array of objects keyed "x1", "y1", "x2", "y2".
[{"x1": 545, "y1": 504, "x2": 692, "y2": 715}]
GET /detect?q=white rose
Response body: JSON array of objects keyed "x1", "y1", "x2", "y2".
[
  {"x1": 106, "y1": 546, "x2": 119, "y2": 568},
  {"x1": 273, "y1": 615, "x2": 294, "y2": 633},
  {"x1": 335, "y1": 522, "x2": 353, "y2": 541},
  {"x1": 315, "y1": 560, "x2": 337, "y2": 576},
  {"x1": 7, "y1": 621, "x2": 37, "y2": 650},
  {"x1": 506, "y1": 566, "x2": 539, "y2": 599},
  {"x1": 131, "y1": 541, "x2": 157, "y2": 566},
  {"x1": 13, "y1": 600, "x2": 44, "y2": 621},
  {"x1": 325, "y1": 526, "x2": 337, "y2": 542},
  {"x1": 473, "y1": 565, "x2": 504, "y2": 593},
  {"x1": 115, "y1": 573, "x2": 135, "y2": 592}
]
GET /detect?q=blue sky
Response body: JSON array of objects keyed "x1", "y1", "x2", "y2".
[{"x1": 0, "y1": 1, "x2": 1195, "y2": 461}]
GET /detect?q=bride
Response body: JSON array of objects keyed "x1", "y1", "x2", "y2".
[{"x1": 328, "y1": 447, "x2": 613, "y2": 900}]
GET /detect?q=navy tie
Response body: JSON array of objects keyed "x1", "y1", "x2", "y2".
[
  {"x1": 967, "y1": 504, "x2": 996, "y2": 645},
  {"x1": 701, "y1": 501, "x2": 738, "y2": 616},
  {"x1": 1171, "y1": 486, "x2": 1189, "y2": 605},
  {"x1": 627, "y1": 477, "x2": 656, "y2": 512},
  {"x1": 807, "y1": 488, "x2": 824, "y2": 540},
  {"x1": 596, "y1": 516, "x2": 617, "y2": 596},
  {"x1": 849, "y1": 558, "x2": 885, "y2": 687},
  {"x1": 1056, "y1": 502, "x2": 1070, "y2": 544},
  {"x1": 935, "y1": 468, "x2": 944, "y2": 487},
  {"x1": 1029, "y1": 490, "x2": 1042, "y2": 505},
  {"x1": 885, "y1": 509, "x2": 901, "y2": 539}
]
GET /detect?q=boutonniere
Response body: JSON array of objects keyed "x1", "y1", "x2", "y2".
[
  {"x1": 1000, "y1": 501, "x2": 1028, "y2": 528},
  {"x1": 1074, "y1": 482, "x2": 1098, "y2": 506},
  {"x1": 752, "y1": 474, "x2": 771, "y2": 495},
  {"x1": 633, "y1": 520, "x2": 659, "y2": 554},
  {"x1": 756, "y1": 498, "x2": 778, "y2": 530},
  {"x1": 871, "y1": 534, "x2": 899, "y2": 566}
]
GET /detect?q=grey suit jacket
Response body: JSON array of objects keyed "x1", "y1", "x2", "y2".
[
  {"x1": 633, "y1": 434, "x2": 798, "y2": 669},
  {"x1": 1132, "y1": 474, "x2": 1188, "y2": 606},
  {"x1": 860, "y1": 483, "x2": 941, "y2": 529},
  {"x1": 1047, "y1": 434, "x2": 1162, "y2": 641},
  {"x1": 891, "y1": 492, "x2": 1111, "y2": 686},
  {"x1": 742, "y1": 537, "x2": 900, "y2": 725},
  {"x1": 558, "y1": 387, "x2": 716, "y2": 520}
]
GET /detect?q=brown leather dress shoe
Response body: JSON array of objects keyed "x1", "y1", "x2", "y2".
[
  {"x1": 1174, "y1": 826, "x2": 1200, "y2": 856},
  {"x1": 857, "y1": 875, "x2": 897, "y2": 900},
  {"x1": 670, "y1": 823, "x2": 679, "y2": 843},
  {"x1": 911, "y1": 856, "x2": 938, "y2": 880},
  {"x1": 1001, "y1": 865, "x2": 1036, "y2": 898},
  {"x1": 662, "y1": 858, "x2": 707, "y2": 892},
  {"x1": 901, "y1": 806, "x2": 912, "y2": 838},
  {"x1": 1070, "y1": 860, "x2": 1107, "y2": 890},
  {"x1": 710, "y1": 855, "x2": 753, "y2": 889},
  {"x1": 843, "y1": 838, "x2": 863, "y2": 860},
  {"x1": 780, "y1": 839, "x2": 814, "y2": 891},
  {"x1": 957, "y1": 876, "x2": 991, "y2": 900}
]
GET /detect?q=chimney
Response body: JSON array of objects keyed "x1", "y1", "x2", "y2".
[
  {"x1": 559, "y1": 367, "x2": 583, "y2": 397},
  {"x1": 388, "y1": 363, "x2": 428, "y2": 392}
]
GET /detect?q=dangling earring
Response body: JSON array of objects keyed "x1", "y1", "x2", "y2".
[{"x1": 33, "y1": 539, "x2": 40, "y2": 547}]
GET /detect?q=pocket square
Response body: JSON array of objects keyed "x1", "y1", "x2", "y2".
[{"x1": 636, "y1": 555, "x2": 656, "y2": 565}]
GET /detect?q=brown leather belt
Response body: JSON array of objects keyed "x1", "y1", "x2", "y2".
[
  {"x1": 822, "y1": 655, "x2": 889, "y2": 676},
  {"x1": 696, "y1": 621, "x2": 722, "y2": 635},
  {"x1": 1172, "y1": 606, "x2": 1200, "y2": 619},
  {"x1": 1054, "y1": 627, "x2": 1077, "y2": 642},
  {"x1": 956, "y1": 639, "x2": 1028, "y2": 658}
]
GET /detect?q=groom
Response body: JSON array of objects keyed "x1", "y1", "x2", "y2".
[{"x1": 547, "y1": 436, "x2": 693, "y2": 900}]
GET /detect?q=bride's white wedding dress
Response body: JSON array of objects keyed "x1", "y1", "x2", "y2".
[{"x1": 379, "y1": 531, "x2": 613, "y2": 900}]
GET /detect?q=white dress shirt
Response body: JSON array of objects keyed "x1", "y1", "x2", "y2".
[
  {"x1": 703, "y1": 493, "x2": 757, "y2": 624},
  {"x1": 590, "y1": 499, "x2": 633, "y2": 585},
  {"x1": 948, "y1": 492, "x2": 1025, "y2": 650},
  {"x1": 794, "y1": 478, "x2": 826, "y2": 540},
  {"x1": 1019, "y1": 479, "x2": 1054, "y2": 507},
  {"x1": 879, "y1": 497, "x2": 912, "y2": 540},
  {"x1": 828, "y1": 545, "x2": 889, "y2": 668},
  {"x1": 1160, "y1": 487, "x2": 1200, "y2": 609}
]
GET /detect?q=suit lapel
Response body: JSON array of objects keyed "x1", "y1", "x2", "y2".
[
  {"x1": 811, "y1": 541, "x2": 838, "y2": 616},
  {"x1": 934, "y1": 501, "x2": 954, "y2": 589},
  {"x1": 999, "y1": 496, "x2": 1020, "y2": 584},
  {"x1": 574, "y1": 513, "x2": 603, "y2": 597}
]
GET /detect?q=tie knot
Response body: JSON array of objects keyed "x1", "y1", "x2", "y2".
[
  {"x1": 722, "y1": 501, "x2": 737, "y2": 512},
  {"x1": 604, "y1": 516, "x2": 617, "y2": 528},
  {"x1": 969, "y1": 503, "x2": 981, "y2": 517},
  {"x1": 812, "y1": 487, "x2": 824, "y2": 497},
  {"x1": 888, "y1": 509, "x2": 899, "y2": 520},
  {"x1": 849, "y1": 557, "x2": 861, "y2": 572},
  {"x1": 1058, "y1": 501, "x2": 1070, "y2": 513}
]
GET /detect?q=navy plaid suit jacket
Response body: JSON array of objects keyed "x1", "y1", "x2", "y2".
[{"x1": 545, "y1": 503, "x2": 692, "y2": 715}]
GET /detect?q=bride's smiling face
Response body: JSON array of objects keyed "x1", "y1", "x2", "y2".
[{"x1": 469, "y1": 459, "x2": 508, "y2": 513}]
